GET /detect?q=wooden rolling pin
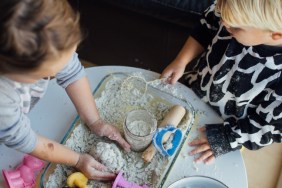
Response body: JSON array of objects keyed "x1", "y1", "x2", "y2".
[{"x1": 142, "y1": 105, "x2": 186, "y2": 163}]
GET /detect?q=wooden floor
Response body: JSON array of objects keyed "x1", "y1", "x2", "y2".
[{"x1": 242, "y1": 143, "x2": 282, "y2": 188}]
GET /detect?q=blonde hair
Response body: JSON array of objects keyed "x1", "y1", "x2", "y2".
[
  {"x1": 216, "y1": 0, "x2": 282, "y2": 32},
  {"x1": 0, "y1": 0, "x2": 82, "y2": 74}
]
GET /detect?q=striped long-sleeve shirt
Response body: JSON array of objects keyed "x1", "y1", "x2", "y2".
[{"x1": 0, "y1": 52, "x2": 85, "y2": 153}]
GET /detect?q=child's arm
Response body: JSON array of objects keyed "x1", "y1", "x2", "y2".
[
  {"x1": 161, "y1": 36, "x2": 204, "y2": 84},
  {"x1": 65, "y1": 76, "x2": 100, "y2": 129},
  {"x1": 0, "y1": 84, "x2": 115, "y2": 179},
  {"x1": 188, "y1": 95, "x2": 282, "y2": 164},
  {"x1": 30, "y1": 134, "x2": 116, "y2": 180},
  {"x1": 56, "y1": 53, "x2": 130, "y2": 151},
  {"x1": 65, "y1": 76, "x2": 130, "y2": 152},
  {"x1": 161, "y1": 1, "x2": 221, "y2": 84}
]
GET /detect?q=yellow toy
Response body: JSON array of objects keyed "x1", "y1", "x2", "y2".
[{"x1": 67, "y1": 172, "x2": 88, "y2": 188}]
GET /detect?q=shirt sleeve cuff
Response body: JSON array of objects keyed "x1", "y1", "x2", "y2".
[
  {"x1": 56, "y1": 52, "x2": 86, "y2": 88},
  {"x1": 206, "y1": 124, "x2": 233, "y2": 157},
  {"x1": 6, "y1": 128, "x2": 38, "y2": 153}
]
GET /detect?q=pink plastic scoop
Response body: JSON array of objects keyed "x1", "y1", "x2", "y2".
[{"x1": 112, "y1": 171, "x2": 149, "y2": 188}]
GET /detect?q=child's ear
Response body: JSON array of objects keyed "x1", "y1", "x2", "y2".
[{"x1": 271, "y1": 32, "x2": 282, "y2": 40}]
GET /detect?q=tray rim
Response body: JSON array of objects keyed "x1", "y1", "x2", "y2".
[{"x1": 40, "y1": 72, "x2": 195, "y2": 188}]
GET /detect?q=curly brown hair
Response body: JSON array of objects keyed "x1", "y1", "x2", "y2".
[{"x1": 0, "y1": 0, "x2": 82, "y2": 74}]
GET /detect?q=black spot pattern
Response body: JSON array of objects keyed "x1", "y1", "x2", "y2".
[
  {"x1": 226, "y1": 71, "x2": 254, "y2": 97},
  {"x1": 187, "y1": 2, "x2": 282, "y2": 157}
]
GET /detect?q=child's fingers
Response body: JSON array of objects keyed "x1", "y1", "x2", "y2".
[
  {"x1": 166, "y1": 76, "x2": 175, "y2": 85},
  {"x1": 170, "y1": 74, "x2": 179, "y2": 85},
  {"x1": 104, "y1": 124, "x2": 131, "y2": 152},
  {"x1": 116, "y1": 136, "x2": 131, "y2": 152},
  {"x1": 165, "y1": 76, "x2": 173, "y2": 84},
  {"x1": 189, "y1": 143, "x2": 210, "y2": 155},
  {"x1": 91, "y1": 159, "x2": 108, "y2": 171},
  {"x1": 188, "y1": 137, "x2": 208, "y2": 146},
  {"x1": 160, "y1": 71, "x2": 173, "y2": 80},
  {"x1": 88, "y1": 170, "x2": 116, "y2": 181},
  {"x1": 161, "y1": 70, "x2": 179, "y2": 84},
  {"x1": 194, "y1": 150, "x2": 213, "y2": 163},
  {"x1": 204, "y1": 155, "x2": 215, "y2": 164},
  {"x1": 198, "y1": 126, "x2": 206, "y2": 132}
]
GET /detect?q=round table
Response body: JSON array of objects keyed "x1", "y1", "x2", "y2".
[{"x1": 0, "y1": 66, "x2": 248, "y2": 188}]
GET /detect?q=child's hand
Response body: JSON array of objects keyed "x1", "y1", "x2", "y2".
[
  {"x1": 75, "y1": 153, "x2": 116, "y2": 180},
  {"x1": 89, "y1": 119, "x2": 131, "y2": 152},
  {"x1": 161, "y1": 60, "x2": 186, "y2": 84},
  {"x1": 188, "y1": 127, "x2": 215, "y2": 164}
]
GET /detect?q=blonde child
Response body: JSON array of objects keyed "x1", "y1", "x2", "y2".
[
  {"x1": 0, "y1": 0, "x2": 130, "y2": 180},
  {"x1": 161, "y1": 0, "x2": 282, "y2": 164}
]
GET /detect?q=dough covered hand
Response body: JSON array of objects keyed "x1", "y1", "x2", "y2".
[
  {"x1": 75, "y1": 153, "x2": 116, "y2": 181},
  {"x1": 89, "y1": 119, "x2": 131, "y2": 152}
]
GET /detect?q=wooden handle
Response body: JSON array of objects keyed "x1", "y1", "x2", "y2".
[
  {"x1": 142, "y1": 105, "x2": 186, "y2": 163},
  {"x1": 158, "y1": 105, "x2": 186, "y2": 128}
]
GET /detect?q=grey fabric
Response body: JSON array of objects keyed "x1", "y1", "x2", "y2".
[{"x1": 0, "y1": 52, "x2": 85, "y2": 153}]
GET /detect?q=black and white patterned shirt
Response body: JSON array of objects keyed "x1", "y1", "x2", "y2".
[{"x1": 186, "y1": 2, "x2": 282, "y2": 157}]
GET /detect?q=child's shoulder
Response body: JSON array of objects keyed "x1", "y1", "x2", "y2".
[{"x1": 0, "y1": 77, "x2": 20, "y2": 103}]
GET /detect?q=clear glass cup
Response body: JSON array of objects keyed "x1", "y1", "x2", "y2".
[{"x1": 124, "y1": 110, "x2": 157, "y2": 152}]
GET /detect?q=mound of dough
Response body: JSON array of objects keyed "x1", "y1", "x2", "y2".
[{"x1": 89, "y1": 142, "x2": 125, "y2": 172}]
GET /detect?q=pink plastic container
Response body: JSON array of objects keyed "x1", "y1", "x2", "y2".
[
  {"x1": 112, "y1": 171, "x2": 149, "y2": 188},
  {"x1": 2, "y1": 155, "x2": 45, "y2": 188}
]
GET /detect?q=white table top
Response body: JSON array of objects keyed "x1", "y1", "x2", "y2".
[{"x1": 0, "y1": 66, "x2": 248, "y2": 188}]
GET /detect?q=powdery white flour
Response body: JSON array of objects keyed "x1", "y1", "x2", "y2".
[
  {"x1": 45, "y1": 73, "x2": 192, "y2": 188},
  {"x1": 127, "y1": 120, "x2": 151, "y2": 136},
  {"x1": 89, "y1": 142, "x2": 125, "y2": 173}
]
